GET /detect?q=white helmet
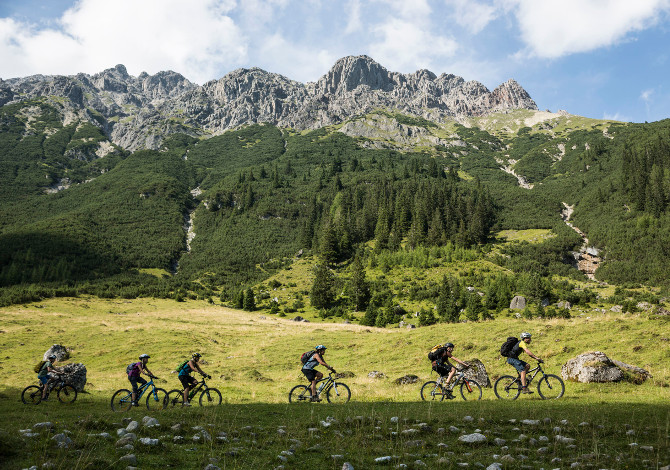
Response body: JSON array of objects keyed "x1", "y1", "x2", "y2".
[
  {"x1": 520, "y1": 332, "x2": 531, "y2": 339},
  {"x1": 139, "y1": 354, "x2": 150, "y2": 359}
]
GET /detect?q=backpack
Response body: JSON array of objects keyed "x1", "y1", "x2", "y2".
[
  {"x1": 126, "y1": 362, "x2": 141, "y2": 378},
  {"x1": 34, "y1": 360, "x2": 46, "y2": 373},
  {"x1": 500, "y1": 337, "x2": 519, "y2": 357},
  {"x1": 300, "y1": 350, "x2": 316, "y2": 365},
  {"x1": 428, "y1": 344, "x2": 445, "y2": 362},
  {"x1": 175, "y1": 360, "x2": 189, "y2": 373}
]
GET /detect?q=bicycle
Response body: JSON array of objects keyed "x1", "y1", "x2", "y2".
[
  {"x1": 494, "y1": 361, "x2": 565, "y2": 400},
  {"x1": 110, "y1": 377, "x2": 167, "y2": 412},
  {"x1": 288, "y1": 372, "x2": 351, "y2": 403},
  {"x1": 420, "y1": 367, "x2": 482, "y2": 401},
  {"x1": 21, "y1": 375, "x2": 77, "y2": 405},
  {"x1": 165, "y1": 375, "x2": 222, "y2": 407}
]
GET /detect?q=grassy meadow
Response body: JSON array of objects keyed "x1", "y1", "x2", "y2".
[{"x1": 0, "y1": 297, "x2": 668, "y2": 469}]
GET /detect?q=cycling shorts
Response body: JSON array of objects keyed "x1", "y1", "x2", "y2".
[
  {"x1": 129, "y1": 376, "x2": 147, "y2": 394},
  {"x1": 433, "y1": 362, "x2": 454, "y2": 377},
  {"x1": 507, "y1": 357, "x2": 528, "y2": 372},
  {"x1": 39, "y1": 374, "x2": 52, "y2": 385},
  {"x1": 302, "y1": 368, "x2": 318, "y2": 382},
  {"x1": 179, "y1": 375, "x2": 197, "y2": 389}
]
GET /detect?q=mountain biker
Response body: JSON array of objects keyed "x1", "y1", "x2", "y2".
[
  {"x1": 507, "y1": 332, "x2": 543, "y2": 394},
  {"x1": 431, "y1": 342, "x2": 469, "y2": 399},
  {"x1": 129, "y1": 354, "x2": 156, "y2": 406},
  {"x1": 179, "y1": 352, "x2": 210, "y2": 406},
  {"x1": 302, "y1": 345, "x2": 335, "y2": 402},
  {"x1": 38, "y1": 355, "x2": 63, "y2": 400}
]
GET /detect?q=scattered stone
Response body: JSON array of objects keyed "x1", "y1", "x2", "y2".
[
  {"x1": 493, "y1": 438, "x2": 506, "y2": 446},
  {"x1": 539, "y1": 436, "x2": 549, "y2": 442},
  {"x1": 368, "y1": 371, "x2": 386, "y2": 379},
  {"x1": 404, "y1": 440, "x2": 425, "y2": 448},
  {"x1": 170, "y1": 423, "x2": 182, "y2": 432},
  {"x1": 626, "y1": 429, "x2": 635, "y2": 436},
  {"x1": 520, "y1": 420, "x2": 540, "y2": 426},
  {"x1": 400, "y1": 429, "x2": 419, "y2": 436},
  {"x1": 342, "y1": 463, "x2": 354, "y2": 470},
  {"x1": 463, "y1": 416, "x2": 474, "y2": 423},
  {"x1": 537, "y1": 447, "x2": 549, "y2": 455},
  {"x1": 510, "y1": 295, "x2": 526, "y2": 309},
  {"x1": 486, "y1": 464, "x2": 503, "y2": 470},
  {"x1": 560, "y1": 420, "x2": 569, "y2": 425},
  {"x1": 116, "y1": 433, "x2": 137, "y2": 447},
  {"x1": 542, "y1": 417, "x2": 552, "y2": 424},
  {"x1": 139, "y1": 437, "x2": 159, "y2": 446},
  {"x1": 173, "y1": 436, "x2": 184, "y2": 443},
  {"x1": 414, "y1": 460, "x2": 426, "y2": 467},
  {"x1": 393, "y1": 375, "x2": 419, "y2": 385},
  {"x1": 203, "y1": 464, "x2": 221, "y2": 470},
  {"x1": 578, "y1": 422, "x2": 589, "y2": 427},
  {"x1": 51, "y1": 433, "x2": 73, "y2": 448},
  {"x1": 458, "y1": 433, "x2": 487, "y2": 444},
  {"x1": 640, "y1": 446, "x2": 654, "y2": 452},
  {"x1": 374, "y1": 456, "x2": 392, "y2": 463},
  {"x1": 33, "y1": 422, "x2": 54, "y2": 431},
  {"x1": 126, "y1": 421, "x2": 139, "y2": 433},
  {"x1": 119, "y1": 454, "x2": 137, "y2": 466},
  {"x1": 499, "y1": 455, "x2": 515, "y2": 463},
  {"x1": 331, "y1": 455, "x2": 344, "y2": 460},
  {"x1": 390, "y1": 417, "x2": 399, "y2": 423},
  {"x1": 555, "y1": 435, "x2": 576, "y2": 444},
  {"x1": 449, "y1": 426, "x2": 460, "y2": 433},
  {"x1": 142, "y1": 416, "x2": 160, "y2": 428},
  {"x1": 117, "y1": 429, "x2": 127, "y2": 437}
]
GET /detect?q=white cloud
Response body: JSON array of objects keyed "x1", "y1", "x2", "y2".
[
  {"x1": 640, "y1": 89, "x2": 654, "y2": 101},
  {"x1": 344, "y1": 0, "x2": 363, "y2": 34},
  {"x1": 0, "y1": 0, "x2": 247, "y2": 83},
  {"x1": 368, "y1": 0, "x2": 458, "y2": 72},
  {"x1": 603, "y1": 112, "x2": 630, "y2": 122},
  {"x1": 444, "y1": 0, "x2": 499, "y2": 34},
  {"x1": 507, "y1": 0, "x2": 670, "y2": 58}
]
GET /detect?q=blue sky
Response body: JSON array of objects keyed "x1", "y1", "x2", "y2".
[{"x1": 1, "y1": 0, "x2": 669, "y2": 123}]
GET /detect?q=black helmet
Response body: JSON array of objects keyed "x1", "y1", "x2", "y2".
[
  {"x1": 444, "y1": 342, "x2": 454, "y2": 349},
  {"x1": 48, "y1": 355, "x2": 56, "y2": 360},
  {"x1": 192, "y1": 352, "x2": 202, "y2": 359}
]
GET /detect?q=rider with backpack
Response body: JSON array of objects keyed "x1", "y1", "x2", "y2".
[
  {"x1": 501, "y1": 332, "x2": 542, "y2": 394},
  {"x1": 36, "y1": 355, "x2": 62, "y2": 400},
  {"x1": 428, "y1": 342, "x2": 469, "y2": 399},
  {"x1": 178, "y1": 352, "x2": 210, "y2": 406},
  {"x1": 127, "y1": 354, "x2": 156, "y2": 406},
  {"x1": 301, "y1": 345, "x2": 335, "y2": 402}
]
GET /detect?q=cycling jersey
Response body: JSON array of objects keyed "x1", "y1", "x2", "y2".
[{"x1": 302, "y1": 353, "x2": 319, "y2": 370}]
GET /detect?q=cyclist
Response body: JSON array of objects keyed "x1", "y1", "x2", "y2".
[
  {"x1": 507, "y1": 332, "x2": 543, "y2": 394},
  {"x1": 302, "y1": 345, "x2": 335, "y2": 402},
  {"x1": 179, "y1": 353, "x2": 210, "y2": 406},
  {"x1": 430, "y1": 343, "x2": 469, "y2": 399},
  {"x1": 38, "y1": 355, "x2": 62, "y2": 400},
  {"x1": 128, "y1": 354, "x2": 156, "y2": 406}
]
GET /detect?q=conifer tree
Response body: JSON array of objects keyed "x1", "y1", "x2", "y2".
[
  {"x1": 348, "y1": 256, "x2": 370, "y2": 311},
  {"x1": 243, "y1": 288, "x2": 256, "y2": 311},
  {"x1": 310, "y1": 262, "x2": 335, "y2": 309}
]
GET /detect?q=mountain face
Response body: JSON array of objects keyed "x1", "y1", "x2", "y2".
[{"x1": 2, "y1": 56, "x2": 537, "y2": 151}]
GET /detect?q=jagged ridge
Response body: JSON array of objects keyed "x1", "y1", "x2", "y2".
[{"x1": 1, "y1": 56, "x2": 537, "y2": 151}]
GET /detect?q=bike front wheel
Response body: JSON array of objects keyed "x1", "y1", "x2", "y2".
[
  {"x1": 288, "y1": 384, "x2": 311, "y2": 403},
  {"x1": 326, "y1": 382, "x2": 350, "y2": 403},
  {"x1": 22, "y1": 385, "x2": 42, "y2": 405},
  {"x1": 420, "y1": 381, "x2": 445, "y2": 401},
  {"x1": 460, "y1": 380, "x2": 482, "y2": 400},
  {"x1": 165, "y1": 389, "x2": 183, "y2": 407},
  {"x1": 537, "y1": 374, "x2": 565, "y2": 399},
  {"x1": 57, "y1": 384, "x2": 77, "y2": 404},
  {"x1": 111, "y1": 389, "x2": 133, "y2": 412},
  {"x1": 199, "y1": 388, "x2": 222, "y2": 406},
  {"x1": 494, "y1": 375, "x2": 521, "y2": 400},
  {"x1": 146, "y1": 387, "x2": 168, "y2": 411}
]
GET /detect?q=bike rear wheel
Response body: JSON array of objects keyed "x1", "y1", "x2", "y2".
[
  {"x1": 326, "y1": 382, "x2": 350, "y2": 403},
  {"x1": 288, "y1": 384, "x2": 311, "y2": 403},
  {"x1": 460, "y1": 380, "x2": 482, "y2": 400},
  {"x1": 146, "y1": 387, "x2": 168, "y2": 411},
  {"x1": 111, "y1": 389, "x2": 133, "y2": 412},
  {"x1": 22, "y1": 385, "x2": 42, "y2": 405},
  {"x1": 420, "y1": 381, "x2": 445, "y2": 401},
  {"x1": 537, "y1": 374, "x2": 565, "y2": 399},
  {"x1": 57, "y1": 384, "x2": 77, "y2": 404},
  {"x1": 165, "y1": 389, "x2": 183, "y2": 407},
  {"x1": 494, "y1": 375, "x2": 521, "y2": 400},
  {"x1": 199, "y1": 388, "x2": 222, "y2": 406}
]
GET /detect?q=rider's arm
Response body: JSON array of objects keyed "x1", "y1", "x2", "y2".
[
  {"x1": 144, "y1": 366, "x2": 155, "y2": 377},
  {"x1": 520, "y1": 342, "x2": 541, "y2": 361},
  {"x1": 451, "y1": 355, "x2": 468, "y2": 367},
  {"x1": 315, "y1": 353, "x2": 334, "y2": 371}
]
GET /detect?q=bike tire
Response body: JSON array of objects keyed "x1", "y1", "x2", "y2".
[
  {"x1": 537, "y1": 374, "x2": 565, "y2": 399},
  {"x1": 494, "y1": 375, "x2": 521, "y2": 400},
  {"x1": 146, "y1": 387, "x2": 168, "y2": 411},
  {"x1": 199, "y1": 388, "x2": 222, "y2": 406},
  {"x1": 165, "y1": 389, "x2": 183, "y2": 408},
  {"x1": 460, "y1": 380, "x2": 482, "y2": 401},
  {"x1": 326, "y1": 382, "x2": 350, "y2": 403},
  {"x1": 288, "y1": 384, "x2": 311, "y2": 403},
  {"x1": 111, "y1": 389, "x2": 133, "y2": 412},
  {"x1": 21, "y1": 385, "x2": 42, "y2": 405},
  {"x1": 57, "y1": 384, "x2": 77, "y2": 404},
  {"x1": 420, "y1": 381, "x2": 445, "y2": 401}
]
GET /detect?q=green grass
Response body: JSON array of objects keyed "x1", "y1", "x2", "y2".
[{"x1": 0, "y1": 297, "x2": 668, "y2": 468}]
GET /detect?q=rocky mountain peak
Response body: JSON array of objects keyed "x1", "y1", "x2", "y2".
[{"x1": 315, "y1": 55, "x2": 392, "y2": 95}]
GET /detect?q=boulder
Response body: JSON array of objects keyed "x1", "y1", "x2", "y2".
[
  {"x1": 44, "y1": 345, "x2": 69, "y2": 361},
  {"x1": 393, "y1": 375, "x2": 419, "y2": 385},
  {"x1": 367, "y1": 371, "x2": 386, "y2": 379},
  {"x1": 59, "y1": 363, "x2": 87, "y2": 392},
  {"x1": 463, "y1": 358, "x2": 491, "y2": 388},
  {"x1": 561, "y1": 351, "x2": 651, "y2": 384},
  {"x1": 509, "y1": 296, "x2": 526, "y2": 310}
]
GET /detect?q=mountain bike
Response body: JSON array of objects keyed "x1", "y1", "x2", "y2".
[
  {"x1": 420, "y1": 367, "x2": 482, "y2": 401},
  {"x1": 288, "y1": 372, "x2": 351, "y2": 403},
  {"x1": 21, "y1": 375, "x2": 77, "y2": 404},
  {"x1": 494, "y1": 361, "x2": 565, "y2": 400},
  {"x1": 111, "y1": 377, "x2": 167, "y2": 411},
  {"x1": 165, "y1": 375, "x2": 222, "y2": 407}
]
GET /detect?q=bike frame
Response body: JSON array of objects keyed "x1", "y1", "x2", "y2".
[
  {"x1": 437, "y1": 369, "x2": 471, "y2": 392},
  {"x1": 127, "y1": 378, "x2": 158, "y2": 401}
]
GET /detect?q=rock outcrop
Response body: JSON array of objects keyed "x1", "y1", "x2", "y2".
[
  {"x1": 464, "y1": 358, "x2": 492, "y2": 388},
  {"x1": 561, "y1": 351, "x2": 651, "y2": 384},
  {"x1": 2, "y1": 56, "x2": 537, "y2": 151}
]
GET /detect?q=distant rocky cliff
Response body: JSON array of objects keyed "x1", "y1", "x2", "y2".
[{"x1": 1, "y1": 55, "x2": 537, "y2": 151}]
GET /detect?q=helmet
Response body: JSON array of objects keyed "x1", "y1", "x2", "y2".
[
  {"x1": 192, "y1": 352, "x2": 202, "y2": 359},
  {"x1": 444, "y1": 342, "x2": 454, "y2": 349},
  {"x1": 48, "y1": 355, "x2": 56, "y2": 360},
  {"x1": 139, "y1": 354, "x2": 150, "y2": 360},
  {"x1": 520, "y1": 332, "x2": 532, "y2": 339},
  {"x1": 315, "y1": 345, "x2": 327, "y2": 351}
]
